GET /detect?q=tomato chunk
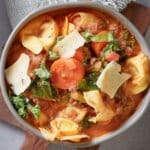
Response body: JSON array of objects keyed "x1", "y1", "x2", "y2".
[
  {"x1": 73, "y1": 47, "x2": 90, "y2": 62},
  {"x1": 50, "y1": 58, "x2": 85, "y2": 89},
  {"x1": 105, "y1": 52, "x2": 120, "y2": 62},
  {"x1": 73, "y1": 47, "x2": 86, "y2": 62}
]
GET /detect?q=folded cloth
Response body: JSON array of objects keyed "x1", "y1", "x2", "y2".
[{"x1": 4, "y1": 0, "x2": 135, "y2": 28}]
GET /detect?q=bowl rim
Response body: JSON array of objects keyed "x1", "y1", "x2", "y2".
[{"x1": 0, "y1": 1, "x2": 150, "y2": 148}]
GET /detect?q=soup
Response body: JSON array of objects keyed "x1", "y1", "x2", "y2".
[{"x1": 5, "y1": 7, "x2": 150, "y2": 143}]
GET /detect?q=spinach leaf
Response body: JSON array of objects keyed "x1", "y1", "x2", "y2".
[
  {"x1": 81, "y1": 117, "x2": 93, "y2": 129},
  {"x1": 77, "y1": 79, "x2": 97, "y2": 91},
  {"x1": 82, "y1": 30, "x2": 93, "y2": 43},
  {"x1": 56, "y1": 35, "x2": 64, "y2": 42},
  {"x1": 34, "y1": 62, "x2": 51, "y2": 80},
  {"x1": 82, "y1": 56, "x2": 89, "y2": 66},
  {"x1": 49, "y1": 51, "x2": 59, "y2": 61},
  {"x1": 77, "y1": 72, "x2": 99, "y2": 91},
  {"x1": 91, "y1": 32, "x2": 114, "y2": 42},
  {"x1": 82, "y1": 30, "x2": 114, "y2": 43},
  {"x1": 30, "y1": 79, "x2": 54, "y2": 100}
]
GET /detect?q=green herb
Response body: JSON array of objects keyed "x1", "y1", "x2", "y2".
[
  {"x1": 11, "y1": 95, "x2": 40, "y2": 119},
  {"x1": 82, "y1": 30, "x2": 114, "y2": 43},
  {"x1": 30, "y1": 79, "x2": 54, "y2": 100},
  {"x1": 127, "y1": 37, "x2": 136, "y2": 49},
  {"x1": 11, "y1": 95, "x2": 28, "y2": 110},
  {"x1": 82, "y1": 56, "x2": 89, "y2": 66},
  {"x1": 81, "y1": 117, "x2": 93, "y2": 128},
  {"x1": 91, "y1": 32, "x2": 114, "y2": 42},
  {"x1": 34, "y1": 62, "x2": 51, "y2": 80},
  {"x1": 77, "y1": 72, "x2": 99, "y2": 91},
  {"x1": 28, "y1": 104, "x2": 40, "y2": 119},
  {"x1": 56, "y1": 36, "x2": 64, "y2": 42},
  {"x1": 11, "y1": 95, "x2": 28, "y2": 118},
  {"x1": 51, "y1": 85, "x2": 58, "y2": 98},
  {"x1": 123, "y1": 30, "x2": 130, "y2": 40},
  {"x1": 82, "y1": 30, "x2": 93, "y2": 42},
  {"x1": 100, "y1": 40, "x2": 120, "y2": 61},
  {"x1": 49, "y1": 51, "x2": 59, "y2": 61},
  {"x1": 77, "y1": 79, "x2": 96, "y2": 91},
  {"x1": 18, "y1": 107, "x2": 28, "y2": 118},
  {"x1": 123, "y1": 29, "x2": 136, "y2": 49}
]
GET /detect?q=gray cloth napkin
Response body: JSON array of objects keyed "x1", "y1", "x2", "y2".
[{"x1": 5, "y1": 0, "x2": 135, "y2": 28}]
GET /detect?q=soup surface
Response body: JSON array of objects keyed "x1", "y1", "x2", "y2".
[{"x1": 5, "y1": 8, "x2": 150, "y2": 143}]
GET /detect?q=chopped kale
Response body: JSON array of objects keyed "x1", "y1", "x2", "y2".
[
  {"x1": 28, "y1": 104, "x2": 40, "y2": 119},
  {"x1": 11, "y1": 95, "x2": 40, "y2": 119},
  {"x1": 48, "y1": 51, "x2": 59, "y2": 61},
  {"x1": 34, "y1": 62, "x2": 51, "y2": 80}
]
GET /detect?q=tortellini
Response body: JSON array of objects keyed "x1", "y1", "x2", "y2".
[
  {"x1": 84, "y1": 90, "x2": 115, "y2": 123},
  {"x1": 20, "y1": 15, "x2": 59, "y2": 53},
  {"x1": 69, "y1": 12, "x2": 103, "y2": 34},
  {"x1": 39, "y1": 128, "x2": 56, "y2": 142},
  {"x1": 40, "y1": 118, "x2": 89, "y2": 142},
  {"x1": 89, "y1": 108, "x2": 115, "y2": 123},
  {"x1": 83, "y1": 90, "x2": 104, "y2": 113},
  {"x1": 50, "y1": 118, "x2": 79, "y2": 136},
  {"x1": 58, "y1": 105, "x2": 87, "y2": 123},
  {"x1": 123, "y1": 52, "x2": 150, "y2": 95},
  {"x1": 61, "y1": 16, "x2": 75, "y2": 36}
]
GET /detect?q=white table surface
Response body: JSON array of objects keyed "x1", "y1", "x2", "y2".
[{"x1": 0, "y1": 0, "x2": 150, "y2": 150}]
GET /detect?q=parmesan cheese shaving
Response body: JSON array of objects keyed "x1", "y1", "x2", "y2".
[
  {"x1": 52, "y1": 30, "x2": 85, "y2": 58},
  {"x1": 96, "y1": 61, "x2": 131, "y2": 98},
  {"x1": 5, "y1": 53, "x2": 31, "y2": 95}
]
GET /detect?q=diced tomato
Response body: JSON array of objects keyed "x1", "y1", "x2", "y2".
[
  {"x1": 91, "y1": 30, "x2": 109, "y2": 57},
  {"x1": 105, "y1": 52, "x2": 120, "y2": 62},
  {"x1": 125, "y1": 46, "x2": 133, "y2": 56},
  {"x1": 50, "y1": 58, "x2": 85, "y2": 89},
  {"x1": 125, "y1": 44, "x2": 140, "y2": 57},
  {"x1": 132, "y1": 44, "x2": 140, "y2": 56},
  {"x1": 73, "y1": 47, "x2": 86, "y2": 62}
]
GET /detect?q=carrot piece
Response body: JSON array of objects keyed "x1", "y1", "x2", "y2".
[
  {"x1": 91, "y1": 30, "x2": 109, "y2": 57},
  {"x1": 50, "y1": 58, "x2": 85, "y2": 89},
  {"x1": 91, "y1": 42, "x2": 108, "y2": 57}
]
